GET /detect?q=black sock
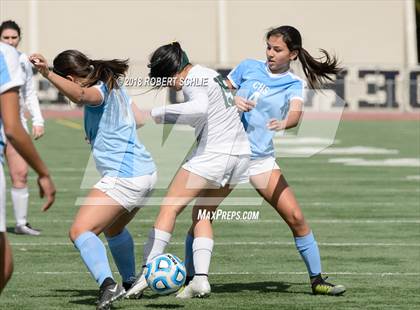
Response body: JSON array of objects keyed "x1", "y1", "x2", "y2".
[
  {"x1": 310, "y1": 274, "x2": 322, "y2": 285},
  {"x1": 100, "y1": 277, "x2": 116, "y2": 289},
  {"x1": 122, "y1": 281, "x2": 132, "y2": 291}
]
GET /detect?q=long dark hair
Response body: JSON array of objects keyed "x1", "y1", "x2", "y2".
[
  {"x1": 52, "y1": 50, "x2": 128, "y2": 90},
  {"x1": 148, "y1": 41, "x2": 190, "y2": 81},
  {"x1": 266, "y1": 25, "x2": 341, "y2": 89},
  {"x1": 0, "y1": 20, "x2": 21, "y2": 37}
]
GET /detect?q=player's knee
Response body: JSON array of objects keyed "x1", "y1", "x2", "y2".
[
  {"x1": 11, "y1": 170, "x2": 28, "y2": 187},
  {"x1": 69, "y1": 225, "x2": 85, "y2": 242},
  {"x1": 160, "y1": 205, "x2": 182, "y2": 218},
  {"x1": 288, "y1": 209, "x2": 306, "y2": 228}
]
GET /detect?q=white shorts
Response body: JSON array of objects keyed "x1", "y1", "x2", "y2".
[
  {"x1": 94, "y1": 171, "x2": 157, "y2": 212},
  {"x1": 0, "y1": 164, "x2": 6, "y2": 232},
  {"x1": 249, "y1": 156, "x2": 280, "y2": 176},
  {"x1": 182, "y1": 152, "x2": 249, "y2": 187}
]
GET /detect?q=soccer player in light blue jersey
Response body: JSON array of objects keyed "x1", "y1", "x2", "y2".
[
  {"x1": 0, "y1": 42, "x2": 55, "y2": 294},
  {"x1": 226, "y1": 25, "x2": 345, "y2": 296},
  {"x1": 184, "y1": 25, "x2": 345, "y2": 296},
  {"x1": 30, "y1": 50, "x2": 156, "y2": 309}
]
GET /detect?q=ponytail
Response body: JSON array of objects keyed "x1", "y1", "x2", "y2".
[
  {"x1": 266, "y1": 25, "x2": 341, "y2": 89},
  {"x1": 298, "y1": 48, "x2": 341, "y2": 89},
  {"x1": 148, "y1": 41, "x2": 190, "y2": 82},
  {"x1": 89, "y1": 59, "x2": 128, "y2": 89},
  {"x1": 52, "y1": 50, "x2": 128, "y2": 90}
]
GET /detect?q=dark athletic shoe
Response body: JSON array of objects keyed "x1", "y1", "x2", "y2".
[
  {"x1": 96, "y1": 277, "x2": 125, "y2": 310},
  {"x1": 311, "y1": 275, "x2": 346, "y2": 296}
]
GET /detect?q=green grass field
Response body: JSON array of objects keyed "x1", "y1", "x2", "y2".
[{"x1": 1, "y1": 119, "x2": 419, "y2": 309}]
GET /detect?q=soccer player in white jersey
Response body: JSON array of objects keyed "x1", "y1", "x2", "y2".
[
  {"x1": 0, "y1": 20, "x2": 45, "y2": 236},
  {"x1": 30, "y1": 50, "x2": 157, "y2": 309},
  {"x1": 125, "y1": 42, "x2": 250, "y2": 298},
  {"x1": 222, "y1": 25, "x2": 344, "y2": 295},
  {"x1": 0, "y1": 42, "x2": 55, "y2": 294}
]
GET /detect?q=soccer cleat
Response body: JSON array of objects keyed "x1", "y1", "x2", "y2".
[
  {"x1": 96, "y1": 278, "x2": 125, "y2": 310},
  {"x1": 124, "y1": 269, "x2": 148, "y2": 299},
  {"x1": 15, "y1": 223, "x2": 41, "y2": 236},
  {"x1": 311, "y1": 275, "x2": 346, "y2": 296},
  {"x1": 123, "y1": 276, "x2": 143, "y2": 299},
  {"x1": 175, "y1": 276, "x2": 211, "y2": 299}
]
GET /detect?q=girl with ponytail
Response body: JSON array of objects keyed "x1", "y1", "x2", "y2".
[
  {"x1": 190, "y1": 25, "x2": 345, "y2": 296},
  {"x1": 30, "y1": 50, "x2": 156, "y2": 309},
  {"x1": 267, "y1": 25, "x2": 341, "y2": 89},
  {"x1": 126, "y1": 41, "x2": 251, "y2": 299}
]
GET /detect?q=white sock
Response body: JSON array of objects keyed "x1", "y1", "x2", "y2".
[
  {"x1": 192, "y1": 237, "x2": 214, "y2": 276},
  {"x1": 11, "y1": 187, "x2": 29, "y2": 227},
  {"x1": 143, "y1": 228, "x2": 172, "y2": 265}
]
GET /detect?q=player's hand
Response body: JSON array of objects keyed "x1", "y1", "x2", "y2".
[
  {"x1": 37, "y1": 175, "x2": 56, "y2": 211},
  {"x1": 234, "y1": 96, "x2": 255, "y2": 112},
  {"x1": 29, "y1": 54, "x2": 50, "y2": 78},
  {"x1": 32, "y1": 125, "x2": 45, "y2": 140},
  {"x1": 267, "y1": 118, "x2": 286, "y2": 131}
]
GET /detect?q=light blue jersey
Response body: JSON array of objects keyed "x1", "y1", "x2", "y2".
[
  {"x1": 84, "y1": 81, "x2": 155, "y2": 177},
  {"x1": 228, "y1": 59, "x2": 306, "y2": 160},
  {"x1": 0, "y1": 42, "x2": 24, "y2": 163}
]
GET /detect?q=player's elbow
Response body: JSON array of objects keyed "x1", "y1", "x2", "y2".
[
  {"x1": 197, "y1": 105, "x2": 208, "y2": 116},
  {"x1": 4, "y1": 127, "x2": 18, "y2": 142},
  {"x1": 193, "y1": 95, "x2": 209, "y2": 115},
  {"x1": 69, "y1": 96, "x2": 83, "y2": 105},
  {"x1": 195, "y1": 101, "x2": 209, "y2": 116},
  {"x1": 3, "y1": 121, "x2": 27, "y2": 142},
  {"x1": 288, "y1": 121, "x2": 299, "y2": 129}
]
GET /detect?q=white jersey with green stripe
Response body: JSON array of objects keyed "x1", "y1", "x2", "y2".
[{"x1": 151, "y1": 64, "x2": 250, "y2": 156}]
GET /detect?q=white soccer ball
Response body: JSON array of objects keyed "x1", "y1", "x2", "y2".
[{"x1": 145, "y1": 253, "x2": 187, "y2": 295}]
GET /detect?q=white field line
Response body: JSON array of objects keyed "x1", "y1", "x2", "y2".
[
  {"x1": 272, "y1": 137, "x2": 341, "y2": 145},
  {"x1": 329, "y1": 158, "x2": 420, "y2": 167},
  {"x1": 210, "y1": 272, "x2": 420, "y2": 276},
  {"x1": 11, "y1": 241, "x2": 420, "y2": 247},
  {"x1": 7, "y1": 218, "x2": 420, "y2": 225},
  {"x1": 11, "y1": 271, "x2": 420, "y2": 277},
  {"x1": 26, "y1": 187, "x2": 420, "y2": 194},
  {"x1": 26, "y1": 176, "x2": 420, "y2": 182},
  {"x1": 298, "y1": 202, "x2": 419, "y2": 206},
  {"x1": 26, "y1": 201, "x2": 420, "y2": 207},
  {"x1": 70, "y1": 194, "x2": 419, "y2": 206},
  {"x1": 72, "y1": 197, "x2": 265, "y2": 206},
  {"x1": 276, "y1": 146, "x2": 399, "y2": 156}
]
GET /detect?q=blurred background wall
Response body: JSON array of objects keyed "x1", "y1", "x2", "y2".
[{"x1": 1, "y1": 0, "x2": 419, "y2": 110}]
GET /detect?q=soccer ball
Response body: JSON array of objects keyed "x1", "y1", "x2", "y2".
[{"x1": 145, "y1": 253, "x2": 187, "y2": 295}]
